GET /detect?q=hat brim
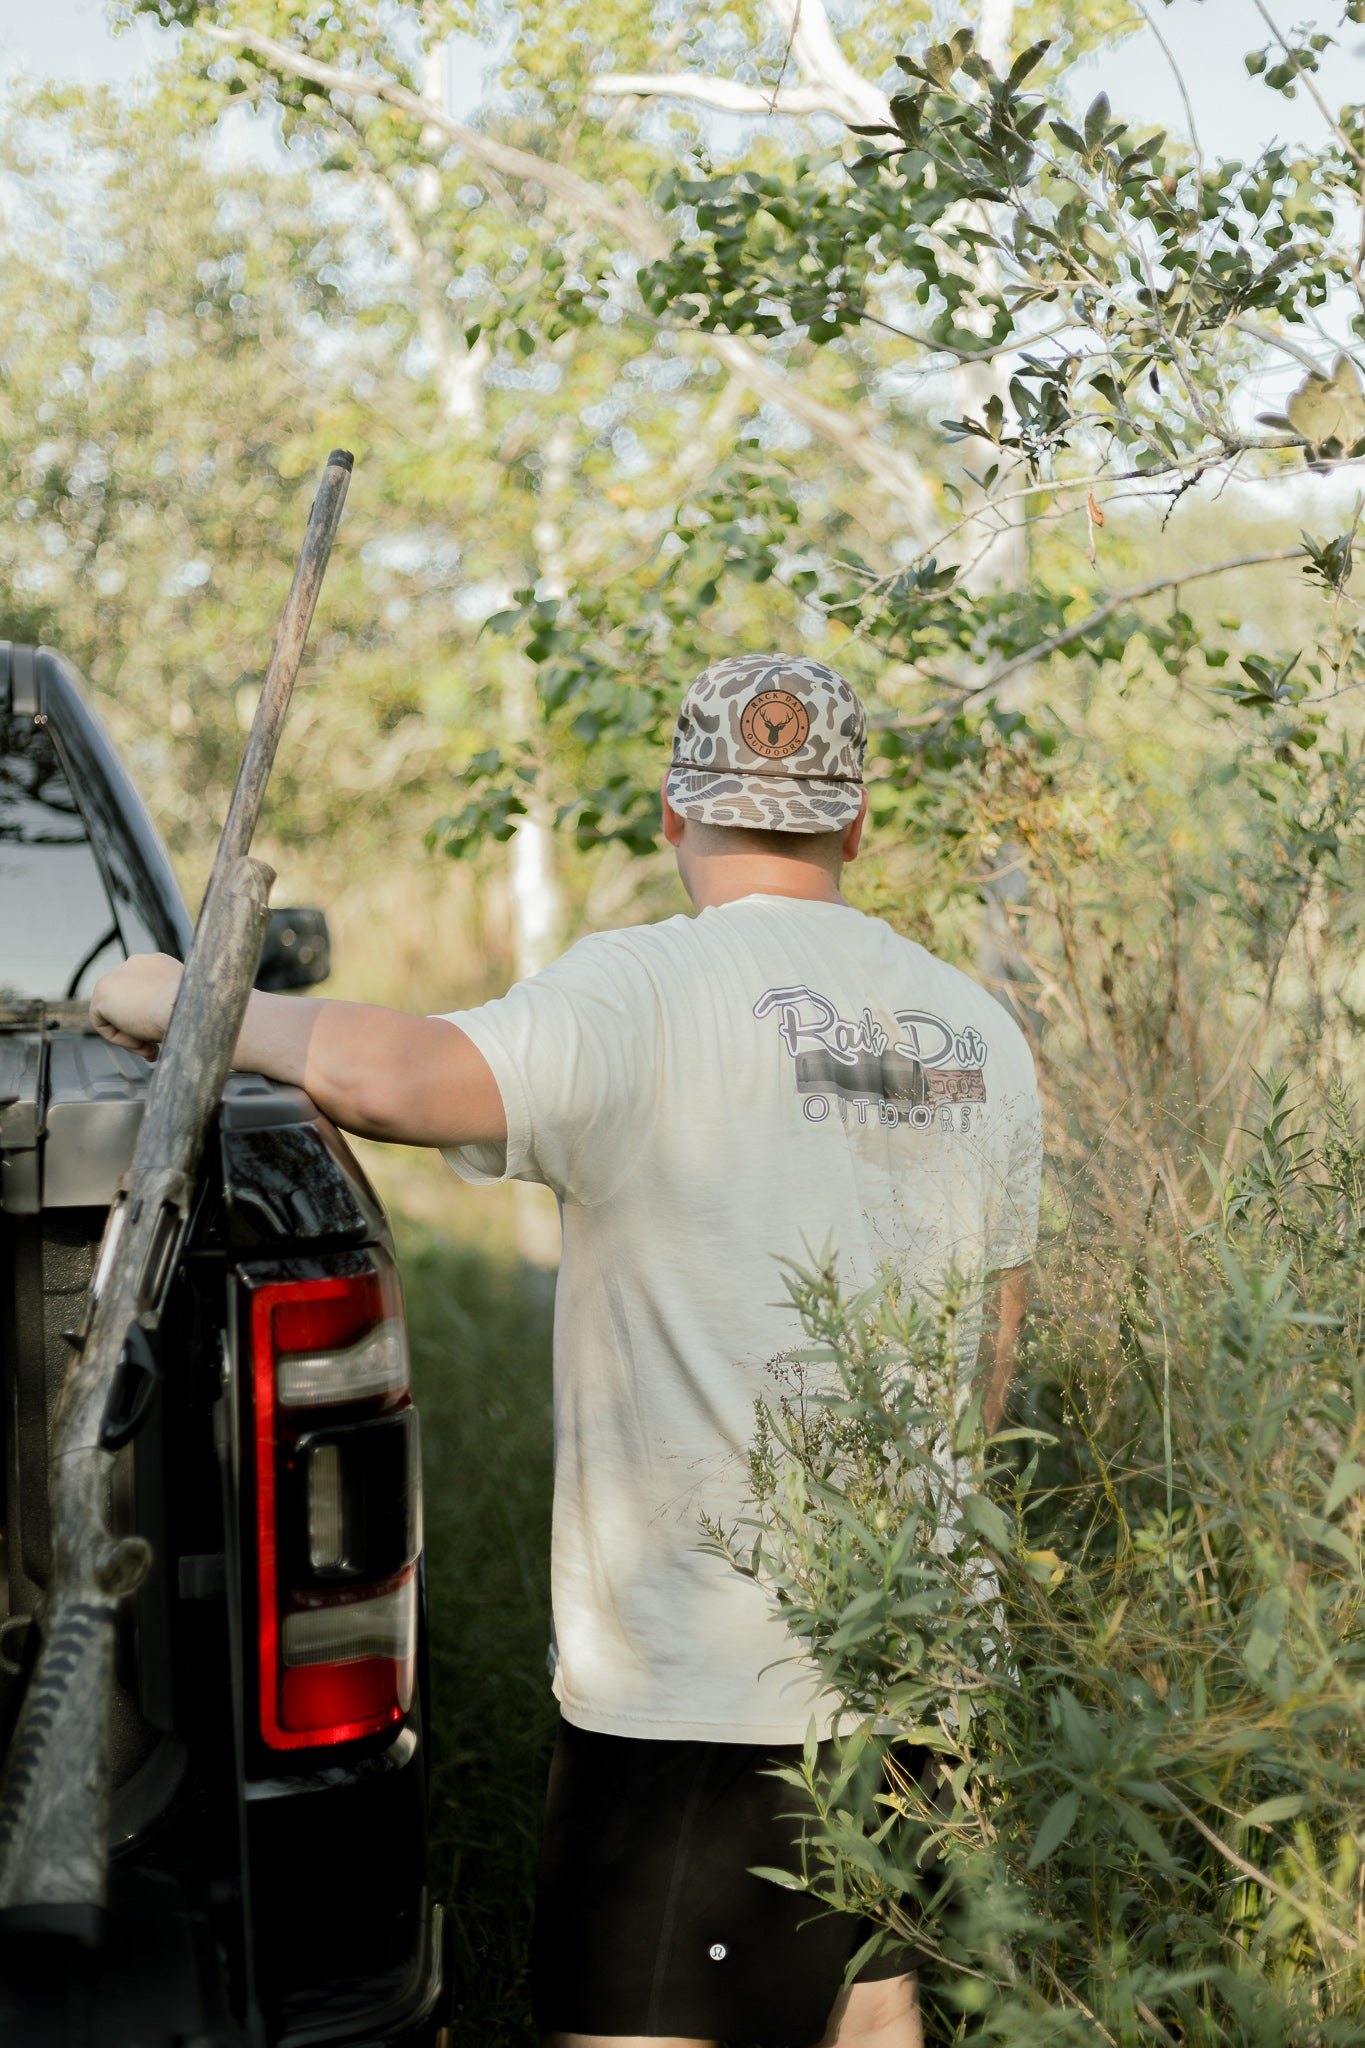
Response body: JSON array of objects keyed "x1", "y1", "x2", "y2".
[{"x1": 665, "y1": 765, "x2": 863, "y2": 835}]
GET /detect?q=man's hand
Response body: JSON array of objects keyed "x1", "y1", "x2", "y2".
[{"x1": 90, "y1": 953, "x2": 184, "y2": 1058}]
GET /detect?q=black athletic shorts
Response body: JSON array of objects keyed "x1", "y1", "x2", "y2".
[{"x1": 530, "y1": 1718, "x2": 937, "y2": 2047}]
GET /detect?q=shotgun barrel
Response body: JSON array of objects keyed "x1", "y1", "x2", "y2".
[
  {"x1": 217, "y1": 450, "x2": 353, "y2": 874},
  {"x1": 0, "y1": 449, "x2": 354, "y2": 1936}
]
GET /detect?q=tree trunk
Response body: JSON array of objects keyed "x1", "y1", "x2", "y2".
[{"x1": 506, "y1": 420, "x2": 572, "y2": 1268}]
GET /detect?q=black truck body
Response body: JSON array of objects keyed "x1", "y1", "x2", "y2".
[{"x1": 0, "y1": 646, "x2": 447, "y2": 2046}]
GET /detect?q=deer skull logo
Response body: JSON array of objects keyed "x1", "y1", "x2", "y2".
[{"x1": 740, "y1": 689, "x2": 812, "y2": 760}]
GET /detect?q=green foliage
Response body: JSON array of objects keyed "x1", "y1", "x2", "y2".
[
  {"x1": 92, "y1": 0, "x2": 1365, "y2": 893},
  {"x1": 638, "y1": 32, "x2": 1349, "y2": 439},
  {"x1": 0, "y1": 85, "x2": 487, "y2": 880},
  {"x1": 446, "y1": 9, "x2": 1365, "y2": 862},
  {"x1": 719, "y1": 1079, "x2": 1365, "y2": 2039}
]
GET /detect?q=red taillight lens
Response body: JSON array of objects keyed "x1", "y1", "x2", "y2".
[
  {"x1": 249, "y1": 1264, "x2": 420, "y2": 1751},
  {"x1": 279, "y1": 1574, "x2": 417, "y2": 1735},
  {"x1": 270, "y1": 1270, "x2": 409, "y2": 1406},
  {"x1": 281, "y1": 1651, "x2": 407, "y2": 1736}
]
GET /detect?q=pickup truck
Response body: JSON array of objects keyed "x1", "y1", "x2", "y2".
[{"x1": 0, "y1": 642, "x2": 448, "y2": 2046}]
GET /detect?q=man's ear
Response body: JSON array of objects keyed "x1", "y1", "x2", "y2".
[
  {"x1": 661, "y1": 773, "x2": 686, "y2": 848},
  {"x1": 842, "y1": 787, "x2": 869, "y2": 862}
]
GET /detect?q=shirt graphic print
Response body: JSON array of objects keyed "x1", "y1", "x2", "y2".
[{"x1": 753, "y1": 983, "x2": 989, "y2": 1133}]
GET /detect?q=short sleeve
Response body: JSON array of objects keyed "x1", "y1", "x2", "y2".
[
  {"x1": 986, "y1": 1060, "x2": 1043, "y2": 1270},
  {"x1": 434, "y1": 931, "x2": 659, "y2": 1207}
]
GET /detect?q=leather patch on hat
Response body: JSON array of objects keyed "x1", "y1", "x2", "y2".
[{"x1": 740, "y1": 689, "x2": 811, "y2": 760}]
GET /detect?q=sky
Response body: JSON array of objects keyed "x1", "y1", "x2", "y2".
[
  {"x1": 1070, "y1": 0, "x2": 1365, "y2": 160},
  {"x1": 0, "y1": 0, "x2": 496, "y2": 121},
  {"x1": 0, "y1": 0, "x2": 170, "y2": 89},
  {"x1": 4, "y1": 0, "x2": 1365, "y2": 160}
]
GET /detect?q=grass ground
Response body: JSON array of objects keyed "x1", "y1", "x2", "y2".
[{"x1": 397, "y1": 1207, "x2": 559, "y2": 2046}]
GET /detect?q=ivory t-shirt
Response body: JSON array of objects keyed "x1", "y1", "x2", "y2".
[{"x1": 439, "y1": 896, "x2": 1042, "y2": 1742}]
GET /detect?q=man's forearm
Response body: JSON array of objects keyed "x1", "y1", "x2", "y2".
[
  {"x1": 232, "y1": 992, "x2": 505, "y2": 1147},
  {"x1": 232, "y1": 987, "x2": 321, "y2": 1091},
  {"x1": 230, "y1": 990, "x2": 393, "y2": 1134},
  {"x1": 980, "y1": 1264, "x2": 1030, "y2": 1434}
]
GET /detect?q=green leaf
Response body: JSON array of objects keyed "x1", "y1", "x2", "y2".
[
  {"x1": 1296, "y1": 1515, "x2": 1358, "y2": 1564},
  {"x1": 1244, "y1": 1585, "x2": 1290, "y2": 1680},
  {"x1": 1007, "y1": 40, "x2": 1050, "y2": 90},
  {"x1": 1115, "y1": 1797, "x2": 1174, "y2": 1868},
  {"x1": 1284, "y1": 354, "x2": 1365, "y2": 451},
  {"x1": 922, "y1": 41, "x2": 956, "y2": 87},
  {"x1": 1027, "y1": 1789, "x2": 1081, "y2": 1866},
  {"x1": 962, "y1": 1491, "x2": 1013, "y2": 1550},
  {"x1": 1055, "y1": 1689, "x2": 1108, "y2": 1769},
  {"x1": 843, "y1": 1931, "x2": 892, "y2": 1982},
  {"x1": 747, "y1": 1864, "x2": 805, "y2": 1890},
  {"x1": 1084, "y1": 92, "x2": 1112, "y2": 151},
  {"x1": 1243, "y1": 1793, "x2": 1308, "y2": 1827},
  {"x1": 1324, "y1": 1455, "x2": 1365, "y2": 1515}
]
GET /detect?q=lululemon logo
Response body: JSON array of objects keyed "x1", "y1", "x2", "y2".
[
  {"x1": 709, "y1": 1942, "x2": 728, "y2": 1961},
  {"x1": 740, "y1": 689, "x2": 810, "y2": 760}
]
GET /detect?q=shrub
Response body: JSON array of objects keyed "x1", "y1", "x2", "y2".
[{"x1": 714, "y1": 1079, "x2": 1365, "y2": 2043}]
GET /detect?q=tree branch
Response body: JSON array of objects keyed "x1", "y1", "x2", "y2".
[
  {"x1": 204, "y1": 24, "x2": 666, "y2": 252},
  {"x1": 873, "y1": 548, "x2": 1306, "y2": 722},
  {"x1": 704, "y1": 335, "x2": 935, "y2": 527},
  {"x1": 976, "y1": 0, "x2": 1015, "y2": 77},
  {"x1": 203, "y1": 20, "x2": 937, "y2": 530},
  {"x1": 1166, "y1": 1791, "x2": 1355, "y2": 1952},
  {"x1": 592, "y1": 0, "x2": 899, "y2": 132},
  {"x1": 1231, "y1": 316, "x2": 1329, "y2": 374},
  {"x1": 763, "y1": 0, "x2": 893, "y2": 127},
  {"x1": 590, "y1": 71, "x2": 852, "y2": 120}
]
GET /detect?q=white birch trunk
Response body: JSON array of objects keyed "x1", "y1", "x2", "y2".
[
  {"x1": 506, "y1": 421, "x2": 572, "y2": 1268},
  {"x1": 976, "y1": 0, "x2": 1015, "y2": 73}
]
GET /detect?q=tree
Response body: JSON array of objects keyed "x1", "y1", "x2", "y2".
[
  {"x1": 0, "y1": 83, "x2": 447, "y2": 872},
  {"x1": 113, "y1": 0, "x2": 1365, "y2": 1227}
]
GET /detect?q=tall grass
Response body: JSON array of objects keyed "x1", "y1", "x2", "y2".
[{"x1": 399, "y1": 1219, "x2": 557, "y2": 2046}]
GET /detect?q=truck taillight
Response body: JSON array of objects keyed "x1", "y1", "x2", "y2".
[{"x1": 249, "y1": 1265, "x2": 422, "y2": 1751}]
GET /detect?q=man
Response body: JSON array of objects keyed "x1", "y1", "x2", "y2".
[{"x1": 92, "y1": 654, "x2": 1042, "y2": 2048}]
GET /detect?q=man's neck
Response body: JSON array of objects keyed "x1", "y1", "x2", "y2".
[{"x1": 683, "y1": 854, "x2": 847, "y2": 913}]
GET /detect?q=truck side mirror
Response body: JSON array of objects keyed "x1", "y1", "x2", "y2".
[{"x1": 255, "y1": 907, "x2": 331, "y2": 992}]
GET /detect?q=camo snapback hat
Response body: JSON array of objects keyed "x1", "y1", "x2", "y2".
[{"x1": 666, "y1": 653, "x2": 867, "y2": 834}]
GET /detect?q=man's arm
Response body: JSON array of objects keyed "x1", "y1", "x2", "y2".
[
  {"x1": 979, "y1": 1264, "x2": 1030, "y2": 1435},
  {"x1": 89, "y1": 952, "x2": 507, "y2": 1150}
]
